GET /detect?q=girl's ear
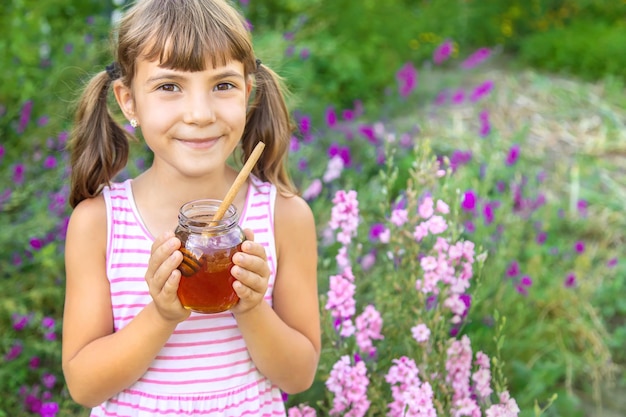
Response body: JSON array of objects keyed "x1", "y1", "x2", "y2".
[
  {"x1": 246, "y1": 76, "x2": 253, "y2": 97},
  {"x1": 112, "y1": 80, "x2": 136, "y2": 121}
]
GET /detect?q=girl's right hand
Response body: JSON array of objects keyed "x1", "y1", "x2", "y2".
[{"x1": 145, "y1": 232, "x2": 191, "y2": 323}]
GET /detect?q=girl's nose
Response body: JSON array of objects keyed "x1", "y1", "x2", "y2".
[{"x1": 182, "y1": 92, "x2": 216, "y2": 126}]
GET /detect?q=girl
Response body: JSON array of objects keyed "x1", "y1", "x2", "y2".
[{"x1": 61, "y1": 0, "x2": 320, "y2": 416}]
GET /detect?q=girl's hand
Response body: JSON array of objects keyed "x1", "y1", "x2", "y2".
[
  {"x1": 145, "y1": 232, "x2": 190, "y2": 323},
  {"x1": 230, "y1": 229, "x2": 271, "y2": 315}
]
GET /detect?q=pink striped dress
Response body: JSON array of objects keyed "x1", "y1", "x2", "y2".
[{"x1": 93, "y1": 176, "x2": 285, "y2": 416}]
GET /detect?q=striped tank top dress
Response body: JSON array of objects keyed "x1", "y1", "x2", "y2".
[{"x1": 93, "y1": 176, "x2": 285, "y2": 416}]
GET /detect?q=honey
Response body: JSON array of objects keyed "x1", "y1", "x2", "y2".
[{"x1": 175, "y1": 199, "x2": 244, "y2": 314}]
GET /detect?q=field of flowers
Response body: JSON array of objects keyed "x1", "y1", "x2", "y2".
[{"x1": 2, "y1": 1, "x2": 626, "y2": 417}]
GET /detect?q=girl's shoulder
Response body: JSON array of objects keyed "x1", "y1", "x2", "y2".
[{"x1": 274, "y1": 192, "x2": 316, "y2": 241}]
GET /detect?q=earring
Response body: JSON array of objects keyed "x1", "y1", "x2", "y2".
[{"x1": 130, "y1": 119, "x2": 138, "y2": 128}]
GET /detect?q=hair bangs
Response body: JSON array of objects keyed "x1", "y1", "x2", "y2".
[{"x1": 139, "y1": 1, "x2": 252, "y2": 72}]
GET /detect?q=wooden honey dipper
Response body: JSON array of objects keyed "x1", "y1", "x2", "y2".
[{"x1": 179, "y1": 141, "x2": 266, "y2": 276}]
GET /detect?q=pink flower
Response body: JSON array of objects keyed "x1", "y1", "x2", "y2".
[
  {"x1": 391, "y1": 208, "x2": 408, "y2": 227},
  {"x1": 396, "y1": 62, "x2": 418, "y2": 97},
  {"x1": 411, "y1": 323, "x2": 431, "y2": 343},
  {"x1": 326, "y1": 356, "x2": 370, "y2": 417},
  {"x1": 418, "y1": 196, "x2": 434, "y2": 219},
  {"x1": 433, "y1": 40, "x2": 453, "y2": 64},
  {"x1": 325, "y1": 269, "x2": 356, "y2": 330},
  {"x1": 461, "y1": 47, "x2": 492, "y2": 69},
  {"x1": 436, "y1": 199, "x2": 450, "y2": 214},
  {"x1": 302, "y1": 179, "x2": 322, "y2": 200},
  {"x1": 413, "y1": 223, "x2": 429, "y2": 242},
  {"x1": 355, "y1": 305, "x2": 384, "y2": 356},
  {"x1": 288, "y1": 405, "x2": 317, "y2": 417},
  {"x1": 329, "y1": 190, "x2": 359, "y2": 244},
  {"x1": 426, "y1": 215, "x2": 448, "y2": 234},
  {"x1": 323, "y1": 156, "x2": 344, "y2": 183}
]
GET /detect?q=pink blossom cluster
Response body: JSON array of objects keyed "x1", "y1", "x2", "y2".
[
  {"x1": 385, "y1": 356, "x2": 436, "y2": 417},
  {"x1": 485, "y1": 391, "x2": 520, "y2": 417},
  {"x1": 329, "y1": 190, "x2": 360, "y2": 245},
  {"x1": 411, "y1": 197, "x2": 476, "y2": 323},
  {"x1": 354, "y1": 305, "x2": 384, "y2": 357},
  {"x1": 326, "y1": 355, "x2": 370, "y2": 417},
  {"x1": 472, "y1": 351, "x2": 493, "y2": 400},
  {"x1": 445, "y1": 336, "x2": 481, "y2": 416},
  {"x1": 287, "y1": 404, "x2": 317, "y2": 417},
  {"x1": 325, "y1": 267, "x2": 356, "y2": 337}
]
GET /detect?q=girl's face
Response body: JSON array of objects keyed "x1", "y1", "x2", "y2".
[{"x1": 115, "y1": 57, "x2": 251, "y2": 178}]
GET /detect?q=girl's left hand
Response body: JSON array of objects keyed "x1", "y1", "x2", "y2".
[{"x1": 230, "y1": 229, "x2": 270, "y2": 315}]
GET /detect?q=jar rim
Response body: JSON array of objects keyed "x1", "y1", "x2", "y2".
[{"x1": 178, "y1": 199, "x2": 239, "y2": 233}]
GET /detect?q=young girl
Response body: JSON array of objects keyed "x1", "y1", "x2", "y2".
[{"x1": 61, "y1": 0, "x2": 320, "y2": 416}]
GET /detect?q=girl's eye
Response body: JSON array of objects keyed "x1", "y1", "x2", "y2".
[
  {"x1": 215, "y1": 83, "x2": 234, "y2": 92},
  {"x1": 158, "y1": 83, "x2": 179, "y2": 92}
]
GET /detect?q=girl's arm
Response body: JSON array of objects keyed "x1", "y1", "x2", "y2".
[
  {"x1": 62, "y1": 196, "x2": 188, "y2": 407},
  {"x1": 232, "y1": 194, "x2": 320, "y2": 394}
]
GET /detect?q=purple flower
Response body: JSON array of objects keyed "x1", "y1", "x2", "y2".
[
  {"x1": 452, "y1": 89, "x2": 465, "y2": 104},
  {"x1": 299, "y1": 48, "x2": 310, "y2": 60},
  {"x1": 13, "y1": 313, "x2": 31, "y2": 330},
  {"x1": 470, "y1": 80, "x2": 494, "y2": 102},
  {"x1": 506, "y1": 261, "x2": 520, "y2": 278},
  {"x1": 505, "y1": 144, "x2": 520, "y2": 166},
  {"x1": 42, "y1": 316, "x2": 55, "y2": 329},
  {"x1": 358, "y1": 124, "x2": 377, "y2": 144},
  {"x1": 43, "y1": 155, "x2": 57, "y2": 169},
  {"x1": 483, "y1": 201, "x2": 495, "y2": 225},
  {"x1": 42, "y1": 373, "x2": 57, "y2": 389},
  {"x1": 13, "y1": 163, "x2": 25, "y2": 184},
  {"x1": 342, "y1": 109, "x2": 355, "y2": 121},
  {"x1": 368, "y1": 223, "x2": 387, "y2": 241},
  {"x1": 0, "y1": 144, "x2": 5, "y2": 160},
  {"x1": 478, "y1": 109, "x2": 491, "y2": 137},
  {"x1": 396, "y1": 62, "x2": 418, "y2": 97},
  {"x1": 40, "y1": 401, "x2": 60, "y2": 417},
  {"x1": 30, "y1": 238, "x2": 43, "y2": 250},
  {"x1": 433, "y1": 40, "x2": 453, "y2": 64},
  {"x1": 29, "y1": 356, "x2": 41, "y2": 369},
  {"x1": 25, "y1": 394, "x2": 42, "y2": 413},
  {"x1": 285, "y1": 45, "x2": 295, "y2": 57},
  {"x1": 450, "y1": 150, "x2": 472, "y2": 171},
  {"x1": 464, "y1": 220, "x2": 475, "y2": 233},
  {"x1": 536, "y1": 231, "x2": 547, "y2": 245},
  {"x1": 4, "y1": 343, "x2": 23, "y2": 361},
  {"x1": 564, "y1": 273, "x2": 577, "y2": 288},
  {"x1": 607, "y1": 258, "x2": 618, "y2": 268},
  {"x1": 574, "y1": 241, "x2": 585, "y2": 253},
  {"x1": 461, "y1": 47, "x2": 492, "y2": 69},
  {"x1": 17, "y1": 100, "x2": 33, "y2": 133},
  {"x1": 325, "y1": 107, "x2": 337, "y2": 128},
  {"x1": 520, "y1": 275, "x2": 533, "y2": 287},
  {"x1": 290, "y1": 136, "x2": 300, "y2": 152},
  {"x1": 37, "y1": 115, "x2": 49, "y2": 126},
  {"x1": 461, "y1": 190, "x2": 477, "y2": 212}
]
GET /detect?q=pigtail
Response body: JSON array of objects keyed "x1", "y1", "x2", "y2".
[
  {"x1": 68, "y1": 71, "x2": 133, "y2": 208},
  {"x1": 241, "y1": 63, "x2": 297, "y2": 196}
]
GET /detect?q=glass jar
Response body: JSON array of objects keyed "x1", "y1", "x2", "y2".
[{"x1": 175, "y1": 199, "x2": 245, "y2": 314}]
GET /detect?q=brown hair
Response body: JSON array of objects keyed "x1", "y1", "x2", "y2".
[{"x1": 68, "y1": 0, "x2": 296, "y2": 208}]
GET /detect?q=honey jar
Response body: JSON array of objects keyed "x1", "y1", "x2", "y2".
[{"x1": 175, "y1": 199, "x2": 244, "y2": 313}]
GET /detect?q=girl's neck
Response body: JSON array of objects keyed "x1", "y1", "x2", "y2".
[{"x1": 129, "y1": 165, "x2": 248, "y2": 239}]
